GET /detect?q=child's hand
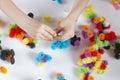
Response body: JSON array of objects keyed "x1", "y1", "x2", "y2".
[
  {"x1": 55, "y1": 18, "x2": 75, "y2": 41},
  {"x1": 23, "y1": 19, "x2": 56, "y2": 40}
]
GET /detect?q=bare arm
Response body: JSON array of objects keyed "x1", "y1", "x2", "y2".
[
  {"x1": 0, "y1": 0, "x2": 56, "y2": 40},
  {"x1": 0, "y1": 0, "x2": 38, "y2": 29},
  {"x1": 67, "y1": 0, "x2": 89, "y2": 21}
]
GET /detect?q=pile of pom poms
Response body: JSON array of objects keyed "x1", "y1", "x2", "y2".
[
  {"x1": 112, "y1": 0, "x2": 120, "y2": 10},
  {"x1": 56, "y1": 72, "x2": 66, "y2": 80},
  {"x1": 36, "y1": 52, "x2": 52, "y2": 67},
  {"x1": 78, "y1": 68, "x2": 94, "y2": 80},
  {"x1": 8, "y1": 24, "x2": 39, "y2": 48},
  {"x1": 78, "y1": 48, "x2": 108, "y2": 74},
  {"x1": 77, "y1": 5, "x2": 120, "y2": 80},
  {"x1": 0, "y1": 40, "x2": 15, "y2": 64}
]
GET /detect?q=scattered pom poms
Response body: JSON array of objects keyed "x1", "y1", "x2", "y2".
[
  {"x1": 56, "y1": 72, "x2": 66, "y2": 80},
  {"x1": 8, "y1": 24, "x2": 39, "y2": 48},
  {"x1": 51, "y1": 40, "x2": 70, "y2": 50},
  {"x1": 78, "y1": 68, "x2": 94, "y2": 80},
  {"x1": 0, "y1": 40, "x2": 15, "y2": 64},
  {"x1": 112, "y1": 0, "x2": 120, "y2": 10},
  {"x1": 78, "y1": 5, "x2": 120, "y2": 80},
  {"x1": 36, "y1": 52, "x2": 52, "y2": 67}
]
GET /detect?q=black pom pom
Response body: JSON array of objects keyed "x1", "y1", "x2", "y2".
[
  {"x1": 28, "y1": 12, "x2": 34, "y2": 18},
  {"x1": 29, "y1": 43, "x2": 35, "y2": 48}
]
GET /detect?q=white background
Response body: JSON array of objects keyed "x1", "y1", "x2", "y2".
[{"x1": 0, "y1": 0, "x2": 120, "y2": 80}]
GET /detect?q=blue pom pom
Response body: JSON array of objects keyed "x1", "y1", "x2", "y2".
[
  {"x1": 51, "y1": 40, "x2": 70, "y2": 50},
  {"x1": 36, "y1": 52, "x2": 45, "y2": 62},
  {"x1": 46, "y1": 55, "x2": 52, "y2": 62},
  {"x1": 57, "y1": 0, "x2": 63, "y2": 4},
  {"x1": 57, "y1": 76, "x2": 65, "y2": 80}
]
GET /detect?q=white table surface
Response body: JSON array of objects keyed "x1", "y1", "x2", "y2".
[{"x1": 0, "y1": 0, "x2": 120, "y2": 80}]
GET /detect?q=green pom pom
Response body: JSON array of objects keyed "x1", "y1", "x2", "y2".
[
  {"x1": 116, "y1": 38, "x2": 120, "y2": 44},
  {"x1": 33, "y1": 40, "x2": 39, "y2": 45},
  {"x1": 8, "y1": 23, "x2": 17, "y2": 34},
  {"x1": 95, "y1": 37, "x2": 103, "y2": 48},
  {"x1": 0, "y1": 34, "x2": 3, "y2": 38},
  {"x1": 104, "y1": 40, "x2": 110, "y2": 47}
]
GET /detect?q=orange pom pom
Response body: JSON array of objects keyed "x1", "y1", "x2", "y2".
[
  {"x1": 0, "y1": 66, "x2": 8, "y2": 74},
  {"x1": 16, "y1": 32, "x2": 24, "y2": 40},
  {"x1": 93, "y1": 17, "x2": 100, "y2": 24},
  {"x1": 83, "y1": 25, "x2": 90, "y2": 31},
  {"x1": 99, "y1": 33, "x2": 105, "y2": 40},
  {"x1": 87, "y1": 31, "x2": 94, "y2": 38},
  {"x1": 88, "y1": 75, "x2": 94, "y2": 80}
]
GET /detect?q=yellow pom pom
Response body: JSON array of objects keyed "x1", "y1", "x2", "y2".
[
  {"x1": 91, "y1": 57, "x2": 97, "y2": 62},
  {"x1": 98, "y1": 70, "x2": 105, "y2": 74},
  {"x1": 92, "y1": 67, "x2": 99, "y2": 73},
  {"x1": 86, "y1": 57, "x2": 93, "y2": 63},
  {"x1": 0, "y1": 66, "x2": 8, "y2": 74},
  {"x1": 42, "y1": 16, "x2": 52, "y2": 22},
  {"x1": 92, "y1": 44, "x2": 98, "y2": 51},
  {"x1": 23, "y1": 38, "x2": 29, "y2": 44},
  {"x1": 79, "y1": 73, "x2": 85, "y2": 79},
  {"x1": 77, "y1": 59, "x2": 84, "y2": 66},
  {"x1": 100, "y1": 16, "x2": 106, "y2": 23},
  {"x1": 95, "y1": 60, "x2": 102, "y2": 68},
  {"x1": 38, "y1": 62, "x2": 44, "y2": 67}
]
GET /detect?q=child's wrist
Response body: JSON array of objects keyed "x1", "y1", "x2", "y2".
[
  {"x1": 20, "y1": 17, "x2": 40, "y2": 30},
  {"x1": 66, "y1": 14, "x2": 78, "y2": 23}
]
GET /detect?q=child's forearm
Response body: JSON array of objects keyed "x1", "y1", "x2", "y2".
[
  {"x1": 67, "y1": 0, "x2": 89, "y2": 22},
  {"x1": 0, "y1": 0, "x2": 39, "y2": 29}
]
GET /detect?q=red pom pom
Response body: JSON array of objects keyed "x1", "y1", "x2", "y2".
[
  {"x1": 110, "y1": 31, "x2": 117, "y2": 40},
  {"x1": 96, "y1": 23, "x2": 103, "y2": 31},
  {"x1": 89, "y1": 37, "x2": 95, "y2": 43},
  {"x1": 105, "y1": 34, "x2": 110, "y2": 40},
  {"x1": 80, "y1": 53, "x2": 86, "y2": 59},
  {"x1": 9, "y1": 28, "x2": 16, "y2": 38},
  {"x1": 84, "y1": 75, "x2": 88, "y2": 80},
  {"x1": 91, "y1": 51, "x2": 97, "y2": 57},
  {"x1": 99, "y1": 49, "x2": 104, "y2": 54},
  {"x1": 16, "y1": 27, "x2": 23, "y2": 35},
  {"x1": 100, "y1": 63, "x2": 106, "y2": 70}
]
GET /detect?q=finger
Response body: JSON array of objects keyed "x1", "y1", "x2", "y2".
[
  {"x1": 35, "y1": 33, "x2": 48, "y2": 40},
  {"x1": 45, "y1": 27, "x2": 57, "y2": 37},
  {"x1": 55, "y1": 31, "x2": 70, "y2": 41},
  {"x1": 42, "y1": 31, "x2": 53, "y2": 40},
  {"x1": 54, "y1": 27, "x2": 63, "y2": 34}
]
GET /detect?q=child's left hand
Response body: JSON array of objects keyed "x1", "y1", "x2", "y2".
[{"x1": 55, "y1": 18, "x2": 75, "y2": 41}]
